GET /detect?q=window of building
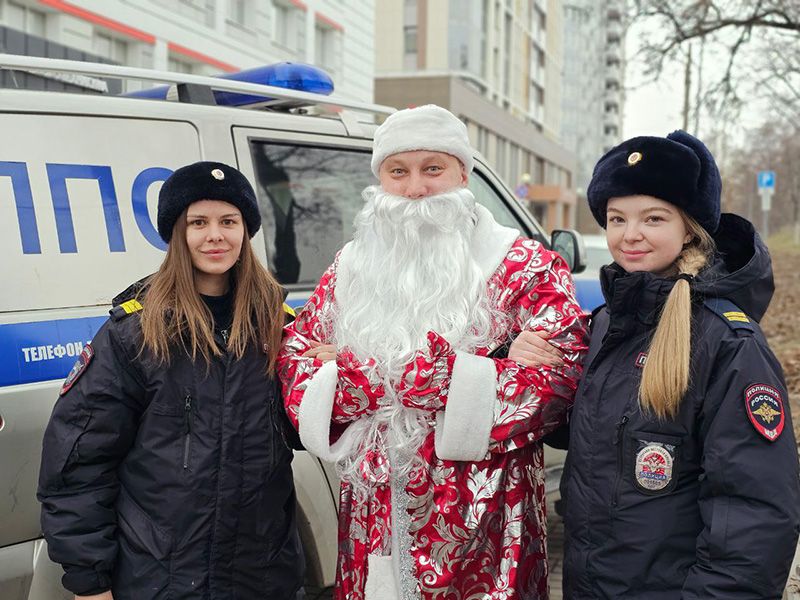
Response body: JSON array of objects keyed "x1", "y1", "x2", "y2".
[
  {"x1": 315, "y1": 22, "x2": 339, "y2": 76},
  {"x1": 168, "y1": 57, "x2": 194, "y2": 74},
  {"x1": 228, "y1": 0, "x2": 251, "y2": 26},
  {"x1": 404, "y1": 25, "x2": 417, "y2": 54},
  {"x1": 93, "y1": 32, "x2": 128, "y2": 63},
  {"x1": 5, "y1": 1, "x2": 46, "y2": 37},
  {"x1": 273, "y1": 1, "x2": 303, "y2": 52},
  {"x1": 404, "y1": 0, "x2": 418, "y2": 69}
]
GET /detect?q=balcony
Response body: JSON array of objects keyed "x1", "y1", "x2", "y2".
[
  {"x1": 606, "y1": 44, "x2": 622, "y2": 64},
  {"x1": 606, "y1": 20, "x2": 623, "y2": 42}
]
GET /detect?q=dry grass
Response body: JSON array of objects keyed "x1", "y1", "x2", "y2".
[{"x1": 760, "y1": 230, "x2": 800, "y2": 439}]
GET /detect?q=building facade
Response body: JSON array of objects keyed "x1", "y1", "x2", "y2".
[
  {"x1": 560, "y1": 0, "x2": 625, "y2": 232},
  {"x1": 0, "y1": 0, "x2": 374, "y2": 101},
  {"x1": 374, "y1": 0, "x2": 578, "y2": 231}
]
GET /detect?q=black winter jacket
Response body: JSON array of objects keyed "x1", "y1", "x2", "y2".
[
  {"x1": 562, "y1": 214, "x2": 800, "y2": 599},
  {"x1": 37, "y1": 288, "x2": 304, "y2": 599}
]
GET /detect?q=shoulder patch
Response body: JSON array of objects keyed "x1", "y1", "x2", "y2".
[
  {"x1": 110, "y1": 298, "x2": 143, "y2": 321},
  {"x1": 744, "y1": 383, "x2": 785, "y2": 441},
  {"x1": 283, "y1": 302, "x2": 297, "y2": 325},
  {"x1": 60, "y1": 344, "x2": 94, "y2": 396},
  {"x1": 703, "y1": 298, "x2": 754, "y2": 332}
]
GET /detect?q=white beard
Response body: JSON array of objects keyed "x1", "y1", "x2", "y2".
[{"x1": 324, "y1": 186, "x2": 503, "y2": 488}]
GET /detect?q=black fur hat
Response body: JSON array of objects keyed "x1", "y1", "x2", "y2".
[
  {"x1": 587, "y1": 130, "x2": 721, "y2": 233},
  {"x1": 157, "y1": 161, "x2": 261, "y2": 242}
]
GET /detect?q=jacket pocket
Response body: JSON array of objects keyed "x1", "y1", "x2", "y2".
[
  {"x1": 627, "y1": 430, "x2": 683, "y2": 496},
  {"x1": 116, "y1": 486, "x2": 173, "y2": 560}
]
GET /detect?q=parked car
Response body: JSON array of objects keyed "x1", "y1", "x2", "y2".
[
  {"x1": 0, "y1": 55, "x2": 587, "y2": 598},
  {"x1": 572, "y1": 233, "x2": 611, "y2": 311}
]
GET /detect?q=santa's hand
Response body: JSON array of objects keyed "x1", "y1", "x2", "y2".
[
  {"x1": 331, "y1": 348, "x2": 385, "y2": 423},
  {"x1": 508, "y1": 330, "x2": 565, "y2": 367},
  {"x1": 397, "y1": 332, "x2": 456, "y2": 412},
  {"x1": 302, "y1": 340, "x2": 336, "y2": 362}
]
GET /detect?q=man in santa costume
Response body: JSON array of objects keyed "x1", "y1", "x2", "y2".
[{"x1": 278, "y1": 105, "x2": 588, "y2": 600}]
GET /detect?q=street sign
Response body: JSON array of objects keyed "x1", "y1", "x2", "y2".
[{"x1": 758, "y1": 171, "x2": 776, "y2": 190}]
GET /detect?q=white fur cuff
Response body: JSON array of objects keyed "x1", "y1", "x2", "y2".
[
  {"x1": 297, "y1": 360, "x2": 362, "y2": 462},
  {"x1": 434, "y1": 352, "x2": 496, "y2": 461},
  {"x1": 365, "y1": 554, "x2": 399, "y2": 600}
]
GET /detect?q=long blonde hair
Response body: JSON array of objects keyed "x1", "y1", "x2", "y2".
[
  {"x1": 139, "y1": 212, "x2": 285, "y2": 374},
  {"x1": 638, "y1": 214, "x2": 716, "y2": 419}
]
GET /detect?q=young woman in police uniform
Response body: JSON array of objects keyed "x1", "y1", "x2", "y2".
[
  {"x1": 38, "y1": 162, "x2": 304, "y2": 600},
  {"x1": 511, "y1": 131, "x2": 800, "y2": 599}
]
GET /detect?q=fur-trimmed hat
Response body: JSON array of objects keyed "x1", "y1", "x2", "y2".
[
  {"x1": 157, "y1": 161, "x2": 261, "y2": 242},
  {"x1": 371, "y1": 104, "x2": 475, "y2": 177},
  {"x1": 586, "y1": 130, "x2": 721, "y2": 233}
]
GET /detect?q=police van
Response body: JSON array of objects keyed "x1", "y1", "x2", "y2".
[{"x1": 0, "y1": 54, "x2": 584, "y2": 597}]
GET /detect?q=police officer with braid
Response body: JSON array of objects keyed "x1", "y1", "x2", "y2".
[
  {"x1": 38, "y1": 162, "x2": 304, "y2": 600},
  {"x1": 510, "y1": 131, "x2": 800, "y2": 599}
]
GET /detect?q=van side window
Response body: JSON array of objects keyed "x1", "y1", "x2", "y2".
[
  {"x1": 248, "y1": 141, "x2": 527, "y2": 286},
  {"x1": 468, "y1": 173, "x2": 522, "y2": 230},
  {"x1": 249, "y1": 142, "x2": 374, "y2": 286}
]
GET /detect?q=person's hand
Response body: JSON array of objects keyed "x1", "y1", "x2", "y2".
[
  {"x1": 75, "y1": 593, "x2": 113, "y2": 600},
  {"x1": 302, "y1": 340, "x2": 336, "y2": 362},
  {"x1": 508, "y1": 330, "x2": 565, "y2": 367}
]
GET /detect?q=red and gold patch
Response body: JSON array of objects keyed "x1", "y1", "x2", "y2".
[
  {"x1": 744, "y1": 383, "x2": 784, "y2": 441},
  {"x1": 59, "y1": 344, "x2": 94, "y2": 396}
]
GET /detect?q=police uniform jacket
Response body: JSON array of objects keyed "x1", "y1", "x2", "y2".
[
  {"x1": 37, "y1": 284, "x2": 304, "y2": 599},
  {"x1": 562, "y1": 213, "x2": 800, "y2": 599}
]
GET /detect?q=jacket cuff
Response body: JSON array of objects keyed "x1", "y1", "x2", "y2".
[
  {"x1": 298, "y1": 360, "x2": 364, "y2": 462},
  {"x1": 62, "y1": 567, "x2": 112, "y2": 595},
  {"x1": 434, "y1": 352, "x2": 496, "y2": 461}
]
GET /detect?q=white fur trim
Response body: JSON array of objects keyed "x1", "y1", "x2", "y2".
[
  {"x1": 371, "y1": 105, "x2": 475, "y2": 177},
  {"x1": 365, "y1": 554, "x2": 400, "y2": 600},
  {"x1": 434, "y1": 351, "x2": 497, "y2": 461},
  {"x1": 297, "y1": 360, "x2": 363, "y2": 462},
  {"x1": 472, "y1": 203, "x2": 520, "y2": 279}
]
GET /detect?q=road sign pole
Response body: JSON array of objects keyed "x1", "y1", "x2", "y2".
[{"x1": 757, "y1": 171, "x2": 775, "y2": 240}]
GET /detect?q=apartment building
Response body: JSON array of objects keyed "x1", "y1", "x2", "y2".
[
  {"x1": 561, "y1": 0, "x2": 625, "y2": 232},
  {"x1": 0, "y1": 0, "x2": 374, "y2": 101},
  {"x1": 374, "y1": 0, "x2": 578, "y2": 231}
]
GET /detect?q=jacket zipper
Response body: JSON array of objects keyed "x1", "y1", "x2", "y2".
[
  {"x1": 183, "y1": 392, "x2": 193, "y2": 470},
  {"x1": 611, "y1": 414, "x2": 629, "y2": 507}
]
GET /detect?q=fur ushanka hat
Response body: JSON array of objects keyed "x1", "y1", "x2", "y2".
[
  {"x1": 587, "y1": 130, "x2": 722, "y2": 233},
  {"x1": 157, "y1": 161, "x2": 261, "y2": 243}
]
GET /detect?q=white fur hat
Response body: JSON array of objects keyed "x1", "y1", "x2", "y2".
[{"x1": 370, "y1": 104, "x2": 475, "y2": 177}]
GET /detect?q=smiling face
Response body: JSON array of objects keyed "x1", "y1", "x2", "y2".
[
  {"x1": 606, "y1": 195, "x2": 692, "y2": 275},
  {"x1": 378, "y1": 150, "x2": 468, "y2": 199},
  {"x1": 184, "y1": 199, "x2": 245, "y2": 295}
]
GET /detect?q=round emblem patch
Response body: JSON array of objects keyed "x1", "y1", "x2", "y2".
[
  {"x1": 745, "y1": 383, "x2": 784, "y2": 441},
  {"x1": 635, "y1": 444, "x2": 673, "y2": 491},
  {"x1": 627, "y1": 151, "x2": 643, "y2": 166},
  {"x1": 211, "y1": 168, "x2": 225, "y2": 180}
]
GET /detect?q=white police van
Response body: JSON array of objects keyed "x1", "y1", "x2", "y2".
[{"x1": 0, "y1": 54, "x2": 584, "y2": 598}]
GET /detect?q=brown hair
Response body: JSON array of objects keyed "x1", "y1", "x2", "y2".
[
  {"x1": 638, "y1": 213, "x2": 716, "y2": 419},
  {"x1": 139, "y1": 210, "x2": 285, "y2": 374}
]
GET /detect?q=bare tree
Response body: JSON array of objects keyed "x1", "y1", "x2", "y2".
[{"x1": 630, "y1": 0, "x2": 800, "y2": 124}]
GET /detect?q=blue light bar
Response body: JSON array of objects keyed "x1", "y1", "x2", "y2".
[{"x1": 125, "y1": 62, "x2": 334, "y2": 107}]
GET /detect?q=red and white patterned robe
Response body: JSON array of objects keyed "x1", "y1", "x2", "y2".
[{"x1": 279, "y1": 205, "x2": 588, "y2": 600}]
